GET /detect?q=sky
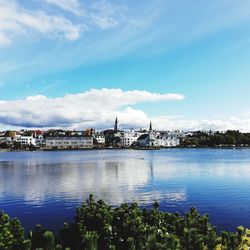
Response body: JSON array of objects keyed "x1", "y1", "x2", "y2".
[{"x1": 0, "y1": 0, "x2": 250, "y2": 131}]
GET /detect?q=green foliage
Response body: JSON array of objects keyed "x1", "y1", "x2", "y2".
[
  {"x1": 28, "y1": 224, "x2": 59, "y2": 250},
  {"x1": 59, "y1": 196, "x2": 247, "y2": 250},
  {"x1": 0, "y1": 211, "x2": 30, "y2": 250},
  {"x1": 1, "y1": 196, "x2": 249, "y2": 250},
  {"x1": 43, "y1": 231, "x2": 55, "y2": 250},
  {"x1": 182, "y1": 130, "x2": 250, "y2": 147}
]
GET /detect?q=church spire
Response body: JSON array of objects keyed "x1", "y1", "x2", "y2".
[
  {"x1": 114, "y1": 117, "x2": 118, "y2": 133},
  {"x1": 149, "y1": 121, "x2": 152, "y2": 132}
]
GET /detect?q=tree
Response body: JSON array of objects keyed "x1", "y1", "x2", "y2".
[
  {"x1": 1, "y1": 197, "x2": 248, "y2": 249},
  {"x1": 224, "y1": 135, "x2": 236, "y2": 145},
  {"x1": 0, "y1": 211, "x2": 30, "y2": 250}
]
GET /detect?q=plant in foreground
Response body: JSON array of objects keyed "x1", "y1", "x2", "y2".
[{"x1": 1, "y1": 195, "x2": 250, "y2": 250}]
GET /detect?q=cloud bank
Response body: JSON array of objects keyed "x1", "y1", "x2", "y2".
[
  {"x1": 150, "y1": 116, "x2": 250, "y2": 133},
  {"x1": 1, "y1": 88, "x2": 250, "y2": 132},
  {"x1": 0, "y1": 88, "x2": 184, "y2": 129}
]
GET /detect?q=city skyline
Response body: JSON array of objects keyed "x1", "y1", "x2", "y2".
[{"x1": 0, "y1": 0, "x2": 250, "y2": 131}]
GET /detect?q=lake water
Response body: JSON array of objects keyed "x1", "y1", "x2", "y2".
[{"x1": 0, "y1": 148, "x2": 250, "y2": 232}]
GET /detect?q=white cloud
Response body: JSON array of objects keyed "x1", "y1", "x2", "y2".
[
  {"x1": 0, "y1": 0, "x2": 137, "y2": 47},
  {"x1": 89, "y1": 0, "x2": 127, "y2": 29},
  {"x1": 0, "y1": 88, "x2": 184, "y2": 129},
  {"x1": 43, "y1": 0, "x2": 83, "y2": 16},
  {"x1": 0, "y1": 0, "x2": 81, "y2": 46},
  {"x1": 151, "y1": 116, "x2": 250, "y2": 132},
  {"x1": 0, "y1": 31, "x2": 11, "y2": 46},
  {"x1": 1, "y1": 88, "x2": 250, "y2": 132}
]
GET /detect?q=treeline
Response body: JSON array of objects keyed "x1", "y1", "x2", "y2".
[
  {"x1": 181, "y1": 130, "x2": 250, "y2": 147},
  {"x1": 1, "y1": 195, "x2": 250, "y2": 250}
]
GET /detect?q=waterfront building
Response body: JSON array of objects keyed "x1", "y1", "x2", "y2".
[
  {"x1": 155, "y1": 131, "x2": 180, "y2": 147},
  {"x1": 45, "y1": 136, "x2": 93, "y2": 149},
  {"x1": 120, "y1": 130, "x2": 144, "y2": 147},
  {"x1": 94, "y1": 132, "x2": 106, "y2": 145},
  {"x1": 135, "y1": 122, "x2": 180, "y2": 147},
  {"x1": 136, "y1": 133, "x2": 158, "y2": 147},
  {"x1": 135, "y1": 122, "x2": 157, "y2": 147},
  {"x1": 18, "y1": 136, "x2": 36, "y2": 145},
  {"x1": 0, "y1": 136, "x2": 13, "y2": 144},
  {"x1": 35, "y1": 134, "x2": 46, "y2": 147}
]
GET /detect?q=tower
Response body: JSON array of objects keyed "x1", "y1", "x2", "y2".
[
  {"x1": 149, "y1": 121, "x2": 152, "y2": 132},
  {"x1": 114, "y1": 117, "x2": 118, "y2": 133}
]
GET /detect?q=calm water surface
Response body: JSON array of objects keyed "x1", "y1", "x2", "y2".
[{"x1": 0, "y1": 148, "x2": 250, "y2": 232}]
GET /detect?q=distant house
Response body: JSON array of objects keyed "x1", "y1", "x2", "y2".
[
  {"x1": 35, "y1": 134, "x2": 46, "y2": 147},
  {"x1": 136, "y1": 133, "x2": 158, "y2": 147},
  {"x1": 120, "y1": 130, "x2": 144, "y2": 147},
  {"x1": 94, "y1": 133, "x2": 106, "y2": 145},
  {"x1": 45, "y1": 136, "x2": 93, "y2": 149},
  {"x1": 155, "y1": 132, "x2": 180, "y2": 147},
  {"x1": 0, "y1": 136, "x2": 13, "y2": 144},
  {"x1": 135, "y1": 122, "x2": 180, "y2": 148},
  {"x1": 135, "y1": 121, "x2": 158, "y2": 147},
  {"x1": 18, "y1": 136, "x2": 36, "y2": 145}
]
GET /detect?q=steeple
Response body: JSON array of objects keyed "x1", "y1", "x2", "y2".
[
  {"x1": 149, "y1": 121, "x2": 152, "y2": 132},
  {"x1": 114, "y1": 117, "x2": 118, "y2": 133}
]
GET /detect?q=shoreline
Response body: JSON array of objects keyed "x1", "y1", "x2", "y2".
[{"x1": 1, "y1": 145, "x2": 250, "y2": 153}]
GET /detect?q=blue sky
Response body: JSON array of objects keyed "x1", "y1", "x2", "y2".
[{"x1": 0, "y1": 0, "x2": 250, "y2": 131}]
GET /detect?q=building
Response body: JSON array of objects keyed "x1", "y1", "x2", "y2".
[
  {"x1": 136, "y1": 133, "x2": 158, "y2": 147},
  {"x1": 19, "y1": 136, "x2": 36, "y2": 145},
  {"x1": 155, "y1": 131, "x2": 180, "y2": 147},
  {"x1": 94, "y1": 132, "x2": 106, "y2": 145},
  {"x1": 45, "y1": 136, "x2": 93, "y2": 149},
  {"x1": 135, "y1": 122, "x2": 157, "y2": 147},
  {"x1": 35, "y1": 134, "x2": 46, "y2": 147},
  {"x1": 135, "y1": 122, "x2": 180, "y2": 147},
  {"x1": 0, "y1": 136, "x2": 13, "y2": 144},
  {"x1": 120, "y1": 130, "x2": 143, "y2": 147}
]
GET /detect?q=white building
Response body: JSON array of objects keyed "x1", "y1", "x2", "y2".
[
  {"x1": 19, "y1": 136, "x2": 36, "y2": 145},
  {"x1": 45, "y1": 136, "x2": 93, "y2": 149},
  {"x1": 120, "y1": 130, "x2": 144, "y2": 147},
  {"x1": 136, "y1": 133, "x2": 158, "y2": 147},
  {"x1": 94, "y1": 133, "x2": 105, "y2": 144},
  {"x1": 35, "y1": 135, "x2": 46, "y2": 147},
  {"x1": 0, "y1": 136, "x2": 13, "y2": 144},
  {"x1": 136, "y1": 131, "x2": 180, "y2": 147},
  {"x1": 155, "y1": 132, "x2": 180, "y2": 147}
]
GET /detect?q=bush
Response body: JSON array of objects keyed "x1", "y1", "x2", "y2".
[
  {"x1": 60, "y1": 195, "x2": 248, "y2": 249},
  {"x1": 1, "y1": 196, "x2": 250, "y2": 249},
  {"x1": 0, "y1": 211, "x2": 31, "y2": 250}
]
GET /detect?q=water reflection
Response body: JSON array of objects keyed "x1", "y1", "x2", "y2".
[
  {"x1": 1, "y1": 149, "x2": 250, "y2": 231},
  {"x1": 0, "y1": 157, "x2": 186, "y2": 206}
]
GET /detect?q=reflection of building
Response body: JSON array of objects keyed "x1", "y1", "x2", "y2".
[{"x1": 45, "y1": 136, "x2": 93, "y2": 149}]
